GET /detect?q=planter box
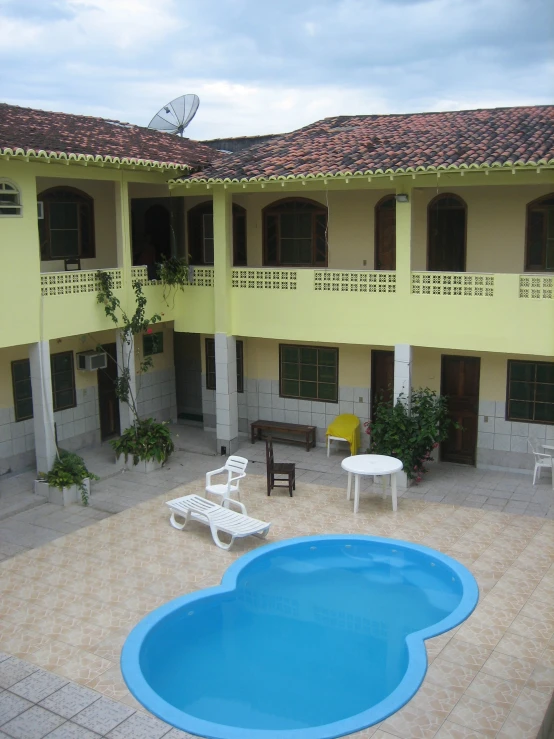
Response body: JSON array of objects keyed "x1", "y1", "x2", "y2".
[
  {"x1": 116, "y1": 455, "x2": 163, "y2": 474},
  {"x1": 395, "y1": 470, "x2": 411, "y2": 491},
  {"x1": 36, "y1": 478, "x2": 91, "y2": 506}
]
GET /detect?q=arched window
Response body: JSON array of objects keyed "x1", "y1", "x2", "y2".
[
  {"x1": 38, "y1": 187, "x2": 95, "y2": 260},
  {"x1": 263, "y1": 198, "x2": 327, "y2": 267},
  {"x1": 427, "y1": 193, "x2": 466, "y2": 271},
  {"x1": 0, "y1": 180, "x2": 22, "y2": 216},
  {"x1": 526, "y1": 193, "x2": 554, "y2": 272},
  {"x1": 187, "y1": 202, "x2": 247, "y2": 266},
  {"x1": 374, "y1": 195, "x2": 396, "y2": 269}
]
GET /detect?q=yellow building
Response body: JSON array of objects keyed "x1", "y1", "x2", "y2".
[{"x1": 0, "y1": 102, "x2": 553, "y2": 478}]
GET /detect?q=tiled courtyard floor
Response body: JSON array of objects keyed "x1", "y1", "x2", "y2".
[{"x1": 0, "y1": 468, "x2": 553, "y2": 738}]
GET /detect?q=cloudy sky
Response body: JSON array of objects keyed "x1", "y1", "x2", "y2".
[{"x1": 1, "y1": 0, "x2": 553, "y2": 140}]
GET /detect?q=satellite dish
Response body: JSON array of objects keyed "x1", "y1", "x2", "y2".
[{"x1": 148, "y1": 94, "x2": 200, "y2": 136}]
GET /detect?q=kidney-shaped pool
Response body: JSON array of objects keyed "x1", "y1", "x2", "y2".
[{"x1": 121, "y1": 535, "x2": 478, "y2": 739}]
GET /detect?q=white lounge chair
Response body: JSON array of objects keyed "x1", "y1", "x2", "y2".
[
  {"x1": 528, "y1": 439, "x2": 552, "y2": 485},
  {"x1": 205, "y1": 455, "x2": 248, "y2": 514},
  {"x1": 166, "y1": 494, "x2": 271, "y2": 550}
]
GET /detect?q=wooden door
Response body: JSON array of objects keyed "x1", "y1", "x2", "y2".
[
  {"x1": 98, "y1": 343, "x2": 120, "y2": 440},
  {"x1": 375, "y1": 197, "x2": 396, "y2": 270},
  {"x1": 440, "y1": 355, "x2": 480, "y2": 465},
  {"x1": 371, "y1": 350, "x2": 394, "y2": 421}
]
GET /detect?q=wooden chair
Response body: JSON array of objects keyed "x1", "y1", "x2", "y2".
[{"x1": 265, "y1": 438, "x2": 295, "y2": 497}]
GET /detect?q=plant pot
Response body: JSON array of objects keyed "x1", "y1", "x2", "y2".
[
  {"x1": 116, "y1": 455, "x2": 163, "y2": 474},
  {"x1": 34, "y1": 479, "x2": 49, "y2": 498},
  {"x1": 46, "y1": 478, "x2": 90, "y2": 506}
]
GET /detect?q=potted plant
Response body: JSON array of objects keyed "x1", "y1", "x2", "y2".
[
  {"x1": 37, "y1": 450, "x2": 99, "y2": 506},
  {"x1": 365, "y1": 388, "x2": 455, "y2": 488},
  {"x1": 111, "y1": 417, "x2": 175, "y2": 473}
]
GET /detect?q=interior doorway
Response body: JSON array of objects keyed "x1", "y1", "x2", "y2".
[
  {"x1": 97, "y1": 342, "x2": 120, "y2": 440},
  {"x1": 440, "y1": 354, "x2": 480, "y2": 465},
  {"x1": 371, "y1": 350, "x2": 394, "y2": 421},
  {"x1": 174, "y1": 333, "x2": 203, "y2": 423}
]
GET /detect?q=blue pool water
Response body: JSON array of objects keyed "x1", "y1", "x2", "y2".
[{"x1": 121, "y1": 535, "x2": 478, "y2": 739}]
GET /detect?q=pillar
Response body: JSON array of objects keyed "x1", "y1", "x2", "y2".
[
  {"x1": 394, "y1": 344, "x2": 412, "y2": 407},
  {"x1": 213, "y1": 188, "x2": 239, "y2": 454},
  {"x1": 395, "y1": 185, "x2": 412, "y2": 296},
  {"x1": 116, "y1": 330, "x2": 137, "y2": 432},
  {"x1": 29, "y1": 341, "x2": 57, "y2": 474}
]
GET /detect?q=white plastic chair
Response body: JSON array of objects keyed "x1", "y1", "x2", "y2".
[
  {"x1": 205, "y1": 455, "x2": 248, "y2": 514},
  {"x1": 528, "y1": 440, "x2": 552, "y2": 485}
]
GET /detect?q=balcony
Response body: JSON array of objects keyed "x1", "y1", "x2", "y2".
[{"x1": 229, "y1": 268, "x2": 554, "y2": 355}]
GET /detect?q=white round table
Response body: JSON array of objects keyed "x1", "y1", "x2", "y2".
[{"x1": 341, "y1": 454, "x2": 403, "y2": 513}]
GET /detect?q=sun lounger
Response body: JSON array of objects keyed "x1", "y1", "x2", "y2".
[{"x1": 166, "y1": 494, "x2": 271, "y2": 550}]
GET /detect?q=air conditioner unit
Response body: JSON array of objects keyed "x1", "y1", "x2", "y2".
[{"x1": 77, "y1": 351, "x2": 108, "y2": 371}]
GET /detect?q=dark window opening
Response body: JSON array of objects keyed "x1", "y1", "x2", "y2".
[
  {"x1": 263, "y1": 199, "x2": 328, "y2": 267},
  {"x1": 525, "y1": 193, "x2": 554, "y2": 272},
  {"x1": 188, "y1": 203, "x2": 247, "y2": 266},
  {"x1": 279, "y1": 344, "x2": 338, "y2": 402},
  {"x1": 205, "y1": 338, "x2": 244, "y2": 393},
  {"x1": 38, "y1": 187, "x2": 95, "y2": 260},
  {"x1": 51, "y1": 351, "x2": 76, "y2": 412},
  {"x1": 427, "y1": 193, "x2": 466, "y2": 272},
  {"x1": 143, "y1": 332, "x2": 164, "y2": 357},
  {"x1": 12, "y1": 359, "x2": 33, "y2": 421},
  {"x1": 507, "y1": 360, "x2": 554, "y2": 424}
]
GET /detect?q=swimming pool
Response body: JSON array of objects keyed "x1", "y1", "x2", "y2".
[{"x1": 121, "y1": 535, "x2": 478, "y2": 739}]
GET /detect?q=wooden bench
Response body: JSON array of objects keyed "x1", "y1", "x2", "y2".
[{"x1": 250, "y1": 420, "x2": 316, "y2": 452}]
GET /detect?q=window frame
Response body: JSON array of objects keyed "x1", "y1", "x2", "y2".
[
  {"x1": 205, "y1": 338, "x2": 244, "y2": 393},
  {"x1": 0, "y1": 179, "x2": 22, "y2": 217},
  {"x1": 374, "y1": 194, "x2": 396, "y2": 270},
  {"x1": 11, "y1": 359, "x2": 33, "y2": 422},
  {"x1": 262, "y1": 198, "x2": 328, "y2": 267},
  {"x1": 427, "y1": 192, "x2": 467, "y2": 272},
  {"x1": 279, "y1": 344, "x2": 339, "y2": 403},
  {"x1": 187, "y1": 202, "x2": 247, "y2": 266},
  {"x1": 38, "y1": 186, "x2": 95, "y2": 261},
  {"x1": 50, "y1": 351, "x2": 77, "y2": 413},
  {"x1": 525, "y1": 192, "x2": 554, "y2": 272},
  {"x1": 143, "y1": 331, "x2": 164, "y2": 357},
  {"x1": 506, "y1": 359, "x2": 554, "y2": 425}
]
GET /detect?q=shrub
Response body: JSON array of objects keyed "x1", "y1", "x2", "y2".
[
  {"x1": 40, "y1": 450, "x2": 99, "y2": 505},
  {"x1": 111, "y1": 418, "x2": 175, "y2": 466},
  {"x1": 365, "y1": 388, "x2": 455, "y2": 482}
]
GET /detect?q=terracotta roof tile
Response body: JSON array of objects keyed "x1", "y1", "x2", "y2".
[
  {"x1": 0, "y1": 103, "x2": 218, "y2": 169},
  {"x1": 186, "y1": 106, "x2": 554, "y2": 181}
]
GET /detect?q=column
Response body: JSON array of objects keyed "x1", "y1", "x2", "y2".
[
  {"x1": 29, "y1": 341, "x2": 57, "y2": 474},
  {"x1": 114, "y1": 176, "x2": 132, "y2": 277},
  {"x1": 394, "y1": 344, "x2": 412, "y2": 407},
  {"x1": 213, "y1": 187, "x2": 239, "y2": 454},
  {"x1": 395, "y1": 185, "x2": 413, "y2": 296},
  {"x1": 116, "y1": 329, "x2": 137, "y2": 432}
]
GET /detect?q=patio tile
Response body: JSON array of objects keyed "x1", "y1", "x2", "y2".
[
  {"x1": 0, "y1": 657, "x2": 38, "y2": 690},
  {"x1": 439, "y1": 639, "x2": 492, "y2": 671},
  {"x1": 447, "y1": 694, "x2": 510, "y2": 737},
  {"x1": 72, "y1": 696, "x2": 134, "y2": 734},
  {"x1": 42, "y1": 723, "x2": 102, "y2": 738},
  {"x1": 0, "y1": 691, "x2": 32, "y2": 726},
  {"x1": 106, "y1": 710, "x2": 171, "y2": 738},
  {"x1": 0, "y1": 704, "x2": 66, "y2": 738},
  {"x1": 9, "y1": 668, "x2": 67, "y2": 702},
  {"x1": 39, "y1": 682, "x2": 101, "y2": 719},
  {"x1": 434, "y1": 721, "x2": 490, "y2": 738}
]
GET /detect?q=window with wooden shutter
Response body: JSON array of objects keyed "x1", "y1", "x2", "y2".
[
  {"x1": 38, "y1": 187, "x2": 95, "y2": 260},
  {"x1": 525, "y1": 193, "x2": 554, "y2": 272},
  {"x1": 262, "y1": 199, "x2": 328, "y2": 267},
  {"x1": 187, "y1": 202, "x2": 247, "y2": 266}
]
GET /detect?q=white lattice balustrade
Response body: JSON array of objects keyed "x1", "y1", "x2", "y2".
[
  {"x1": 40, "y1": 269, "x2": 122, "y2": 297},
  {"x1": 519, "y1": 275, "x2": 553, "y2": 300},
  {"x1": 231, "y1": 269, "x2": 297, "y2": 290},
  {"x1": 314, "y1": 270, "x2": 396, "y2": 293},
  {"x1": 411, "y1": 272, "x2": 494, "y2": 297}
]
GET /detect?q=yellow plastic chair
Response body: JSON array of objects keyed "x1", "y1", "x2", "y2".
[{"x1": 326, "y1": 414, "x2": 360, "y2": 457}]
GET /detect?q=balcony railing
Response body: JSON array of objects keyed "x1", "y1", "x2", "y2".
[
  {"x1": 411, "y1": 272, "x2": 495, "y2": 297},
  {"x1": 519, "y1": 274, "x2": 553, "y2": 300},
  {"x1": 314, "y1": 270, "x2": 396, "y2": 293},
  {"x1": 40, "y1": 269, "x2": 122, "y2": 297}
]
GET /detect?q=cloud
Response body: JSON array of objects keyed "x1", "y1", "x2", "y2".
[{"x1": 0, "y1": 0, "x2": 552, "y2": 139}]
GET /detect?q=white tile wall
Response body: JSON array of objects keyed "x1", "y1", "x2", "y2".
[{"x1": 136, "y1": 367, "x2": 177, "y2": 423}]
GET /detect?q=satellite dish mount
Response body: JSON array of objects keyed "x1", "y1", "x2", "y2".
[{"x1": 148, "y1": 94, "x2": 200, "y2": 136}]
